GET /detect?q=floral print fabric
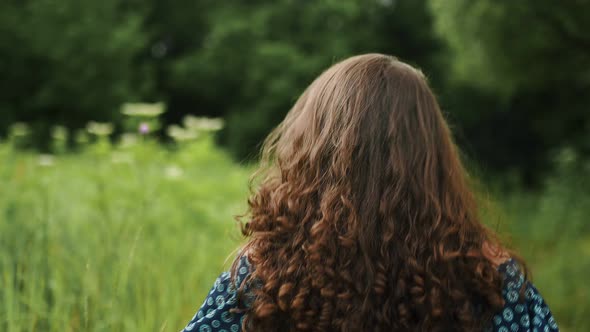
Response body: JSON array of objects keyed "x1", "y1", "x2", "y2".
[{"x1": 181, "y1": 257, "x2": 558, "y2": 332}]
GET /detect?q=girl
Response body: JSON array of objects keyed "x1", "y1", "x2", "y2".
[{"x1": 181, "y1": 54, "x2": 558, "y2": 331}]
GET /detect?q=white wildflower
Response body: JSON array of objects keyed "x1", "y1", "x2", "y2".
[
  {"x1": 120, "y1": 133, "x2": 138, "y2": 148},
  {"x1": 121, "y1": 102, "x2": 165, "y2": 117},
  {"x1": 86, "y1": 121, "x2": 114, "y2": 136},
  {"x1": 183, "y1": 115, "x2": 224, "y2": 132},
  {"x1": 164, "y1": 165, "x2": 183, "y2": 179},
  {"x1": 51, "y1": 126, "x2": 68, "y2": 141},
  {"x1": 10, "y1": 122, "x2": 30, "y2": 137},
  {"x1": 166, "y1": 125, "x2": 199, "y2": 142},
  {"x1": 38, "y1": 154, "x2": 55, "y2": 167}
]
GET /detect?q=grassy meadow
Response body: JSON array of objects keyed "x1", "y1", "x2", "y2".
[{"x1": 0, "y1": 128, "x2": 588, "y2": 331}]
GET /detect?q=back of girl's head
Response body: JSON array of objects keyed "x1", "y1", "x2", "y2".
[{"x1": 238, "y1": 54, "x2": 511, "y2": 331}]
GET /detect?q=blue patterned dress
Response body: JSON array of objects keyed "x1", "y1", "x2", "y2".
[{"x1": 180, "y1": 257, "x2": 558, "y2": 332}]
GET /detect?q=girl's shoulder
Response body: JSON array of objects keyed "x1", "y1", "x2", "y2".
[
  {"x1": 489, "y1": 259, "x2": 559, "y2": 332},
  {"x1": 179, "y1": 256, "x2": 252, "y2": 332}
]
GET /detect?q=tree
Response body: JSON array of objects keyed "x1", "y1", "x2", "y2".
[
  {"x1": 430, "y1": 0, "x2": 590, "y2": 180},
  {"x1": 153, "y1": 0, "x2": 443, "y2": 160},
  {"x1": 0, "y1": 0, "x2": 151, "y2": 147}
]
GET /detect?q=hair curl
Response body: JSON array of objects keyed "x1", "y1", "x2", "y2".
[{"x1": 232, "y1": 54, "x2": 526, "y2": 331}]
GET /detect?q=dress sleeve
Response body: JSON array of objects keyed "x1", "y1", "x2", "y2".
[
  {"x1": 180, "y1": 257, "x2": 251, "y2": 332},
  {"x1": 489, "y1": 259, "x2": 559, "y2": 332}
]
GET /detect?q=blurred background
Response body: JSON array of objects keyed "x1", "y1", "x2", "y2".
[{"x1": 0, "y1": 0, "x2": 588, "y2": 331}]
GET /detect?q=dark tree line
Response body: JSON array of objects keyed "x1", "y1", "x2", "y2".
[{"x1": 1, "y1": 0, "x2": 588, "y2": 183}]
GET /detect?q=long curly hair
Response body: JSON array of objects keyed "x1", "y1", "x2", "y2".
[{"x1": 232, "y1": 54, "x2": 525, "y2": 331}]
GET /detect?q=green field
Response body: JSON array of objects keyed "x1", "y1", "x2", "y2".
[{"x1": 0, "y1": 135, "x2": 588, "y2": 331}]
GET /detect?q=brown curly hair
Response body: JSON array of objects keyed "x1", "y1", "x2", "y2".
[{"x1": 232, "y1": 54, "x2": 525, "y2": 331}]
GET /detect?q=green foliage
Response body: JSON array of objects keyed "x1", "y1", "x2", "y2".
[
  {"x1": 495, "y1": 154, "x2": 590, "y2": 331},
  {"x1": 430, "y1": 0, "x2": 590, "y2": 94},
  {"x1": 1, "y1": 0, "x2": 589, "y2": 178},
  {"x1": 430, "y1": 0, "x2": 590, "y2": 178},
  {"x1": 0, "y1": 0, "x2": 152, "y2": 146},
  {"x1": 155, "y1": 0, "x2": 443, "y2": 159},
  {"x1": 3, "y1": 0, "x2": 440, "y2": 157}
]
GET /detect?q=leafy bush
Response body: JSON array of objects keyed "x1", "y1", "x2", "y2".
[
  {"x1": 0, "y1": 0, "x2": 151, "y2": 146},
  {"x1": 430, "y1": 0, "x2": 590, "y2": 178}
]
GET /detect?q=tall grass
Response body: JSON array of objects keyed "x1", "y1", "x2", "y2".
[
  {"x1": 495, "y1": 157, "x2": 590, "y2": 331},
  {"x1": 0, "y1": 132, "x2": 588, "y2": 331},
  {"x1": 0, "y1": 134, "x2": 250, "y2": 331}
]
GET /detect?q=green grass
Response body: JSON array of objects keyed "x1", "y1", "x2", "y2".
[
  {"x1": 494, "y1": 165, "x2": 590, "y2": 331},
  {"x1": 0, "y1": 136, "x2": 251, "y2": 331},
  {"x1": 0, "y1": 135, "x2": 588, "y2": 331}
]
